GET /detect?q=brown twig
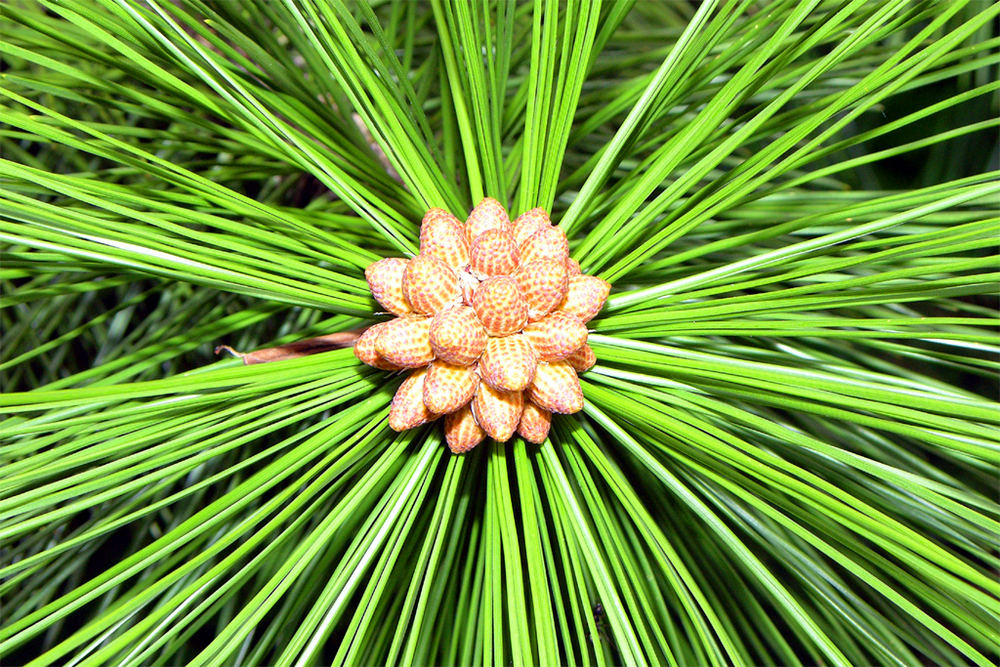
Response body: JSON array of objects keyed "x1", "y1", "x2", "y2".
[{"x1": 215, "y1": 329, "x2": 366, "y2": 365}]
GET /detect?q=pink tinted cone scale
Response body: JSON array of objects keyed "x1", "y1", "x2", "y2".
[
  {"x1": 375, "y1": 315, "x2": 434, "y2": 368},
  {"x1": 517, "y1": 403, "x2": 551, "y2": 444},
  {"x1": 519, "y1": 225, "x2": 569, "y2": 265},
  {"x1": 515, "y1": 258, "x2": 568, "y2": 321},
  {"x1": 360, "y1": 203, "x2": 608, "y2": 452},
  {"x1": 522, "y1": 311, "x2": 589, "y2": 361},
  {"x1": 566, "y1": 343, "x2": 597, "y2": 373},
  {"x1": 512, "y1": 207, "x2": 551, "y2": 247},
  {"x1": 471, "y1": 382, "x2": 523, "y2": 442},
  {"x1": 389, "y1": 368, "x2": 435, "y2": 431},
  {"x1": 445, "y1": 405, "x2": 485, "y2": 453},
  {"x1": 376, "y1": 315, "x2": 434, "y2": 368}
]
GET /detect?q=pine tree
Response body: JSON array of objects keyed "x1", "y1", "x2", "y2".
[{"x1": 2, "y1": 1, "x2": 998, "y2": 664}]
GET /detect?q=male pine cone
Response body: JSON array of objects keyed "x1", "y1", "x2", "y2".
[{"x1": 357, "y1": 199, "x2": 609, "y2": 454}]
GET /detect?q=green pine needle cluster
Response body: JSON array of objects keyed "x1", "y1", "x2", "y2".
[{"x1": 1, "y1": 0, "x2": 998, "y2": 665}]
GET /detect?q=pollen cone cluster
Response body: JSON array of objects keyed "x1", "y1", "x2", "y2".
[{"x1": 357, "y1": 199, "x2": 610, "y2": 454}]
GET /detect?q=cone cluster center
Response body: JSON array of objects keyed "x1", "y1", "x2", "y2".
[{"x1": 356, "y1": 198, "x2": 609, "y2": 453}]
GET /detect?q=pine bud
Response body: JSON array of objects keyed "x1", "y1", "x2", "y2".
[
  {"x1": 429, "y1": 305, "x2": 487, "y2": 365},
  {"x1": 478, "y1": 334, "x2": 538, "y2": 392},
  {"x1": 559, "y1": 274, "x2": 611, "y2": 323},
  {"x1": 365, "y1": 258, "x2": 412, "y2": 315},
  {"x1": 361, "y1": 203, "x2": 609, "y2": 451},
  {"x1": 420, "y1": 208, "x2": 469, "y2": 268},
  {"x1": 472, "y1": 275, "x2": 528, "y2": 336},
  {"x1": 527, "y1": 361, "x2": 583, "y2": 414},
  {"x1": 444, "y1": 404, "x2": 486, "y2": 453},
  {"x1": 376, "y1": 315, "x2": 434, "y2": 368},
  {"x1": 423, "y1": 361, "x2": 479, "y2": 414},
  {"x1": 402, "y1": 253, "x2": 460, "y2": 315},
  {"x1": 389, "y1": 368, "x2": 436, "y2": 431},
  {"x1": 522, "y1": 311, "x2": 589, "y2": 361}
]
